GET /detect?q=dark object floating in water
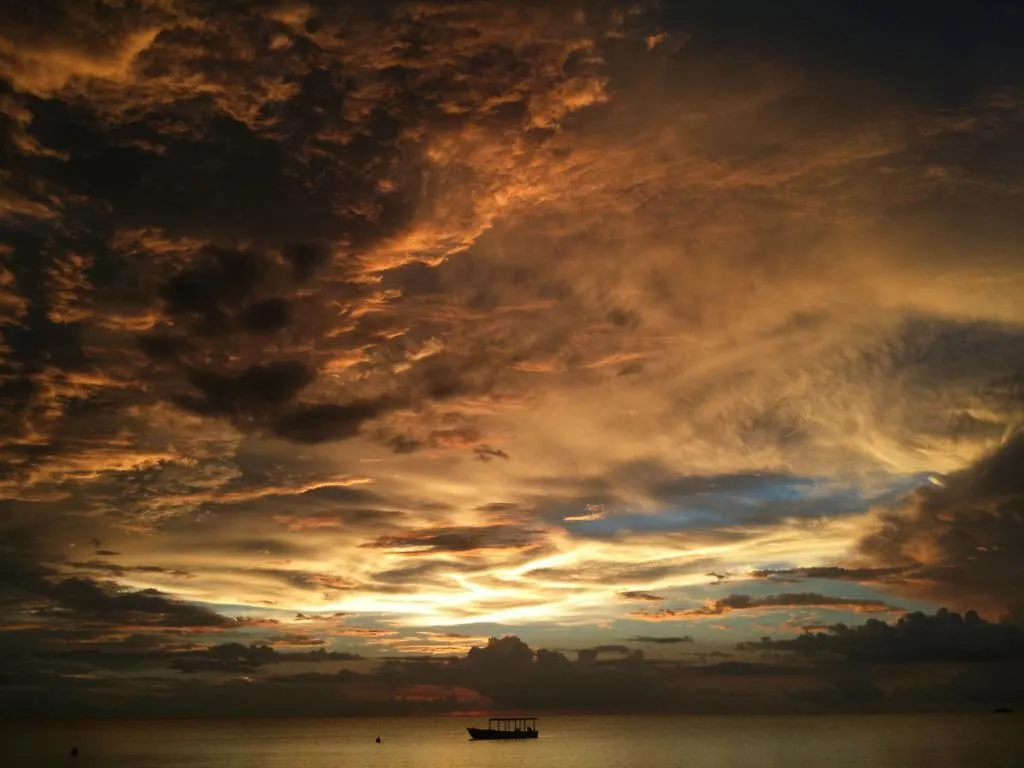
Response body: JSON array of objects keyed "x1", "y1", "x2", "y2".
[
  {"x1": 993, "y1": 708, "x2": 1014, "y2": 713},
  {"x1": 376, "y1": 737, "x2": 381, "y2": 743},
  {"x1": 468, "y1": 717, "x2": 539, "y2": 740},
  {"x1": 70, "y1": 747, "x2": 79, "y2": 758}
]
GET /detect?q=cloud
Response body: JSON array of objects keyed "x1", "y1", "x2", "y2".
[
  {"x1": 172, "y1": 643, "x2": 361, "y2": 674},
  {"x1": 564, "y1": 504, "x2": 607, "y2": 522},
  {"x1": 474, "y1": 445, "x2": 510, "y2": 462},
  {"x1": 67, "y1": 560, "x2": 193, "y2": 580},
  {"x1": 272, "y1": 399, "x2": 397, "y2": 444},
  {"x1": 618, "y1": 590, "x2": 664, "y2": 602},
  {"x1": 273, "y1": 514, "x2": 345, "y2": 532},
  {"x1": 158, "y1": 246, "x2": 278, "y2": 333},
  {"x1": 0, "y1": 2, "x2": 168, "y2": 95},
  {"x1": 0, "y1": 527, "x2": 274, "y2": 650},
  {"x1": 0, "y1": 0, "x2": 635, "y2": 476},
  {"x1": 631, "y1": 593, "x2": 904, "y2": 621},
  {"x1": 855, "y1": 433, "x2": 1024, "y2": 623},
  {"x1": 627, "y1": 636, "x2": 694, "y2": 644},
  {"x1": 583, "y1": 644, "x2": 631, "y2": 656},
  {"x1": 3, "y1": 621, "x2": 1023, "y2": 717},
  {"x1": 13, "y1": 574, "x2": 235, "y2": 629},
  {"x1": 177, "y1": 362, "x2": 316, "y2": 418},
  {"x1": 750, "y1": 566, "x2": 917, "y2": 584},
  {"x1": 361, "y1": 525, "x2": 542, "y2": 555},
  {"x1": 1, "y1": 0, "x2": 1023, "y2": 719},
  {"x1": 744, "y1": 609, "x2": 1024, "y2": 664},
  {"x1": 661, "y1": 2, "x2": 1024, "y2": 108}
]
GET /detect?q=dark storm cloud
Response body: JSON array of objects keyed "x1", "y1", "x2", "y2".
[
  {"x1": 1, "y1": 0, "x2": 621, "y2": 473},
  {"x1": 856, "y1": 432, "x2": 1024, "y2": 623},
  {"x1": 140, "y1": 239, "x2": 404, "y2": 443},
  {"x1": 159, "y1": 246, "x2": 272, "y2": 332},
  {"x1": 149, "y1": 239, "x2": 331, "y2": 342},
  {"x1": 0, "y1": 527, "x2": 243, "y2": 636},
  {"x1": 164, "y1": 361, "x2": 402, "y2": 444},
  {"x1": 0, "y1": 3, "x2": 419, "y2": 244},
  {"x1": 662, "y1": 0, "x2": 1024, "y2": 108},
  {"x1": 34, "y1": 577, "x2": 233, "y2": 627},
  {"x1": 177, "y1": 361, "x2": 315, "y2": 418},
  {"x1": 273, "y1": 399, "x2": 398, "y2": 444},
  {"x1": 142, "y1": 247, "x2": 524, "y2": 448},
  {"x1": 745, "y1": 609, "x2": 1024, "y2": 664},
  {"x1": 282, "y1": 242, "x2": 333, "y2": 284},
  {"x1": 239, "y1": 297, "x2": 292, "y2": 334}
]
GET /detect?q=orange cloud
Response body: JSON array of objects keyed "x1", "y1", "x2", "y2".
[{"x1": 273, "y1": 515, "x2": 345, "y2": 532}]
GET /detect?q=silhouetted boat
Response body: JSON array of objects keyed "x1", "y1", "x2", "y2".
[{"x1": 467, "y1": 717, "x2": 539, "y2": 740}]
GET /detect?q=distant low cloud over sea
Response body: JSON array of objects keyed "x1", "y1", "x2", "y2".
[{"x1": 3, "y1": 612, "x2": 1023, "y2": 717}]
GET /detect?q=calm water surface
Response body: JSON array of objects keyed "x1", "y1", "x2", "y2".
[{"x1": 4, "y1": 714, "x2": 1023, "y2": 768}]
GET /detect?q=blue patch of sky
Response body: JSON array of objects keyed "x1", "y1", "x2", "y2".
[{"x1": 566, "y1": 471, "x2": 934, "y2": 538}]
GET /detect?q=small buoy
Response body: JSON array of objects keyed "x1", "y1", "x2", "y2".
[
  {"x1": 70, "y1": 747, "x2": 79, "y2": 758},
  {"x1": 376, "y1": 737, "x2": 381, "y2": 743}
]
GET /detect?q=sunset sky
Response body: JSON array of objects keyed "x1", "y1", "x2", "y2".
[{"x1": 1, "y1": 0, "x2": 1023, "y2": 716}]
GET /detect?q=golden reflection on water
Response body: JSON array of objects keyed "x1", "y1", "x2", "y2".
[{"x1": 5, "y1": 714, "x2": 1024, "y2": 768}]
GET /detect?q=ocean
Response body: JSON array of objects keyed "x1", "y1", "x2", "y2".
[{"x1": 4, "y1": 713, "x2": 1023, "y2": 768}]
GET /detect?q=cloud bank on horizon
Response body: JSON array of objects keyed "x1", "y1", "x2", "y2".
[{"x1": 1, "y1": 0, "x2": 1022, "y2": 714}]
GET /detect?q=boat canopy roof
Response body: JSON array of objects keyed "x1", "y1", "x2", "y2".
[{"x1": 487, "y1": 717, "x2": 537, "y2": 729}]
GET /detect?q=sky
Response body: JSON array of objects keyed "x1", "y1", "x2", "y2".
[{"x1": 1, "y1": 0, "x2": 1023, "y2": 717}]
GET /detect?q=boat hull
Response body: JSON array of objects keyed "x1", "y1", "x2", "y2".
[{"x1": 467, "y1": 727, "x2": 538, "y2": 740}]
